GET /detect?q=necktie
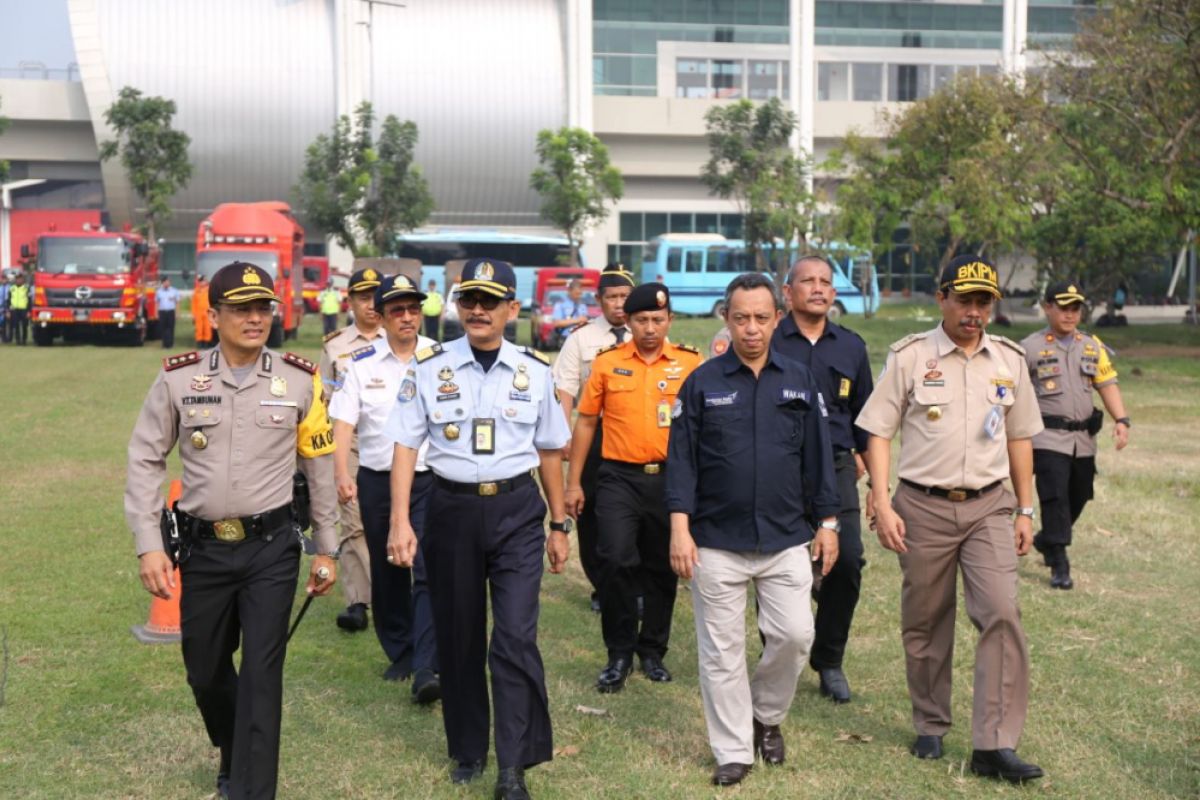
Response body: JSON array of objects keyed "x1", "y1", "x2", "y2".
[{"x1": 613, "y1": 327, "x2": 626, "y2": 344}]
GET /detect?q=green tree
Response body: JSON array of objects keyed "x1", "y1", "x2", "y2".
[
  {"x1": 295, "y1": 102, "x2": 434, "y2": 257},
  {"x1": 98, "y1": 87, "x2": 192, "y2": 240},
  {"x1": 529, "y1": 127, "x2": 624, "y2": 265},
  {"x1": 701, "y1": 98, "x2": 815, "y2": 280}
]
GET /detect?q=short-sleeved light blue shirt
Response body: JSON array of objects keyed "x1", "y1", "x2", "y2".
[{"x1": 384, "y1": 336, "x2": 569, "y2": 482}]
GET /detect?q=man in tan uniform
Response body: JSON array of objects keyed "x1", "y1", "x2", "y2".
[
  {"x1": 857, "y1": 255, "x2": 1045, "y2": 784},
  {"x1": 126, "y1": 262, "x2": 339, "y2": 800},
  {"x1": 319, "y1": 267, "x2": 384, "y2": 630},
  {"x1": 1020, "y1": 281, "x2": 1130, "y2": 589}
]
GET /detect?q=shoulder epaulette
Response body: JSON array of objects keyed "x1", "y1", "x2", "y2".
[
  {"x1": 282, "y1": 352, "x2": 318, "y2": 374},
  {"x1": 990, "y1": 334, "x2": 1026, "y2": 356},
  {"x1": 163, "y1": 351, "x2": 200, "y2": 371},
  {"x1": 595, "y1": 343, "x2": 621, "y2": 357},
  {"x1": 568, "y1": 320, "x2": 589, "y2": 334},
  {"x1": 322, "y1": 328, "x2": 341, "y2": 343},
  {"x1": 521, "y1": 347, "x2": 551, "y2": 366},
  {"x1": 415, "y1": 344, "x2": 443, "y2": 364},
  {"x1": 350, "y1": 344, "x2": 376, "y2": 362},
  {"x1": 674, "y1": 343, "x2": 701, "y2": 355},
  {"x1": 889, "y1": 332, "x2": 928, "y2": 353}
]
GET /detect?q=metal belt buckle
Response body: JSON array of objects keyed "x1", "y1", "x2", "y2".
[
  {"x1": 644, "y1": 464, "x2": 661, "y2": 475},
  {"x1": 213, "y1": 518, "x2": 246, "y2": 541},
  {"x1": 478, "y1": 482, "x2": 499, "y2": 497},
  {"x1": 947, "y1": 489, "x2": 968, "y2": 502}
]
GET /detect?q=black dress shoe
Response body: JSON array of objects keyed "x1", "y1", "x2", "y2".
[
  {"x1": 753, "y1": 719, "x2": 785, "y2": 765},
  {"x1": 383, "y1": 657, "x2": 412, "y2": 681},
  {"x1": 1050, "y1": 547, "x2": 1074, "y2": 589},
  {"x1": 711, "y1": 762, "x2": 753, "y2": 786},
  {"x1": 412, "y1": 668, "x2": 441, "y2": 705},
  {"x1": 596, "y1": 657, "x2": 633, "y2": 693},
  {"x1": 336, "y1": 602, "x2": 369, "y2": 631},
  {"x1": 910, "y1": 734, "x2": 944, "y2": 759},
  {"x1": 639, "y1": 654, "x2": 672, "y2": 683},
  {"x1": 970, "y1": 748, "x2": 1045, "y2": 783},
  {"x1": 451, "y1": 758, "x2": 486, "y2": 784},
  {"x1": 818, "y1": 667, "x2": 852, "y2": 703},
  {"x1": 494, "y1": 766, "x2": 530, "y2": 800},
  {"x1": 216, "y1": 747, "x2": 231, "y2": 799}
]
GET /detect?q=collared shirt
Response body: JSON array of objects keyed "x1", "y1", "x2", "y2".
[
  {"x1": 578, "y1": 340, "x2": 703, "y2": 463},
  {"x1": 319, "y1": 324, "x2": 386, "y2": 400},
  {"x1": 328, "y1": 336, "x2": 436, "y2": 471},
  {"x1": 772, "y1": 314, "x2": 874, "y2": 452},
  {"x1": 384, "y1": 337, "x2": 570, "y2": 482},
  {"x1": 1019, "y1": 327, "x2": 1118, "y2": 457},
  {"x1": 552, "y1": 298, "x2": 587, "y2": 323},
  {"x1": 666, "y1": 347, "x2": 840, "y2": 553},
  {"x1": 551, "y1": 315, "x2": 630, "y2": 399},
  {"x1": 856, "y1": 324, "x2": 1044, "y2": 490},
  {"x1": 125, "y1": 347, "x2": 338, "y2": 555},
  {"x1": 156, "y1": 285, "x2": 179, "y2": 311}
]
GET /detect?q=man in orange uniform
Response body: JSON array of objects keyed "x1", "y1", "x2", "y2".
[
  {"x1": 192, "y1": 274, "x2": 213, "y2": 347},
  {"x1": 566, "y1": 282, "x2": 703, "y2": 693}
]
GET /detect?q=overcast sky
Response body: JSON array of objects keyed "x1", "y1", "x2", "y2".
[{"x1": 0, "y1": 0, "x2": 76, "y2": 71}]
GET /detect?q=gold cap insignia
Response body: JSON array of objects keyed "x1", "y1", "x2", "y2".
[
  {"x1": 364, "y1": 268, "x2": 378, "y2": 281},
  {"x1": 477, "y1": 262, "x2": 495, "y2": 281},
  {"x1": 656, "y1": 290, "x2": 667, "y2": 308},
  {"x1": 243, "y1": 267, "x2": 262, "y2": 285},
  {"x1": 1068, "y1": 284, "x2": 1077, "y2": 293}
]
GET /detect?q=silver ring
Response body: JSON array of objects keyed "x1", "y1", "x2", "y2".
[{"x1": 386, "y1": 554, "x2": 395, "y2": 563}]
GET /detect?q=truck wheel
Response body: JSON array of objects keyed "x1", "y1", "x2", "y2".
[
  {"x1": 33, "y1": 326, "x2": 53, "y2": 347},
  {"x1": 267, "y1": 320, "x2": 284, "y2": 348},
  {"x1": 123, "y1": 316, "x2": 148, "y2": 347},
  {"x1": 827, "y1": 301, "x2": 846, "y2": 323}
]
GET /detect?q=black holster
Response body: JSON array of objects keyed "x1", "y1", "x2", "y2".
[
  {"x1": 159, "y1": 502, "x2": 181, "y2": 567},
  {"x1": 1087, "y1": 407, "x2": 1104, "y2": 436},
  {"x1": 292, "y1": 471, "x2": 311, "y2": 532}
]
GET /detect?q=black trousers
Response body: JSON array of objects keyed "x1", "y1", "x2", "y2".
[
  {"x1": 9, "y1": 308, "x2": 28, "y2": 345},
  {"x1": 179, "y1": 524, "x2": 300, "y2": 800},
  {"x1": 358, "y1": 468, "x2": 437, "y2": 672},
  {"x1": 577, "y1": 423, "x2": 604, "y2": 592},
  {"x1": 423, "y1": 314, "x2": 440, "y2": 340},
  {"x1": 1033, "y1": 449, "x2": 1096, "y2": 548},
  {"x1": 594, "y1": 460, "x2": 676, "y2": 661},
  {"x1": 424, "y1": 478, "x2": 552, "y2": 770},
  {"x1": 322, "y1": 313, "x2": 338, "y2": 336},
  {"x1": 159, "y1": 308, "x2": 176, "y2": 348},
  {"x1": 809, "y1": 451, "x2": 866, "y2": 671}
]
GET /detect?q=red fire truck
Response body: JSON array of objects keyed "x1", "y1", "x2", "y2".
[
  {"x1": 24, "y1": 224, "x2": 161, "y2": 346},
  {"x1": 195, "y1": 202, "x2": 305, "y2": 347},
  {"x1": 301, "y1": 255, "x2": 330, "y2": 313}
]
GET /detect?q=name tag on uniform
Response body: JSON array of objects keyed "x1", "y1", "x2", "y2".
[
  {"x1": 838, "y1": 377, "x2": 851, "y2": 399},
  {"x1": 259, "y1": 400, "x2": 297, "y2": 407},
  {"x1": 614, "y1": 368, "x2": 633, "y2": 376},
  {"x1": 510, "y1": 390, "x2": 531, "y2": 402},
  {"x1": 704, "y1": 391, "x2": 738, "y2": 407},
  {"x1": 656, "y1": 401, "x2": 672, "y2": 428},
  {"x1": 473, "y1": 418, "x2": 495, "y2": 454},
  {"x1": 779, "y1": 388, "x2": 809, "y2": 403}
]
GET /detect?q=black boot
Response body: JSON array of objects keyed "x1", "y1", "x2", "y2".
[{"x1": 1049, "y1": 546, "x2": 1074, "y2": 590}]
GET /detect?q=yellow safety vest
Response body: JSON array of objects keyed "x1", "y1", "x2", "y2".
[
  {"x1": 422, "y1": 291, "x2": 443, "y2": 316},
  {"x1": 319, "y1": 289, "x2": 341, "y2": 315},
  {"x1": 10, "y1": 284, "x2": 30, "y2": 310}
]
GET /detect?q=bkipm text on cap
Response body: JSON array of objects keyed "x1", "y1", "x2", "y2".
[{"x1": 938, "y1": 255, "x2": 1002, "y2": 299}]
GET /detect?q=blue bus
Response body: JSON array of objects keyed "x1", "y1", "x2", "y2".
[
  {"x1": 394, "y1": 229, "x2": 575, "y2": 302},
  {"x1": 641, "y1": 234, "x2": 879, "y2": 319}
]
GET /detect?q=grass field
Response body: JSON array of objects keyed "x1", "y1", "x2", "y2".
[{"x1": 0, "y1": 306, "x2": 1197, "y2": 799}]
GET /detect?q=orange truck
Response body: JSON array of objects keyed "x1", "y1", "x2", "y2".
[
  {"x1": 301, "y1": 255, "x2": 330, "y2": 313},
  {"x1": 24, "y1": 224, "x2": 161, "y2": 346},
  {"x1": 195, "y1": 202, "x2": 305, "y2": 347}
]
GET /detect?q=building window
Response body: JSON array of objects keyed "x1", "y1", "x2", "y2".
[
  {"x1": 676, "y1": 58, "x2": 710, "y2": 98},
  {"x1": 712, "y1": 60, "x2": 743, "y2": 98},
  {"x1": 888, "y1": 64, "x2": 931, "y2": 101},
  {"x1": 818, "y1": 62, "x2": 850, "y2": 101},
  {"x1": 852, "y1": 63, "x2": 883, "y2": 101},
  {"x1": 748, "y1": 60, "x2": 781, "y2": 99}
]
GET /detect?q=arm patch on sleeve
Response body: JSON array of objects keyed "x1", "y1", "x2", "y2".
[{"x1": 297, "y1": 372, "x2": 335, "y2": 458}]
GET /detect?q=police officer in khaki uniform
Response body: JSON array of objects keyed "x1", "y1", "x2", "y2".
[
  {"x1": 1020, "y1": 281, "x2": 1130, "y2": 589},
  {"x1": 126, "y1": 262, "x2": 339, "y2": 800},
  {"x1": 857, "y1": 255, "x2": 1046, "y2": 784},
  {"x1": 552, "y1": 262, "x2": 633, "y2": 610},
  {"x1": 319, "y1": 267, "x2": 386, "y2": 631}
]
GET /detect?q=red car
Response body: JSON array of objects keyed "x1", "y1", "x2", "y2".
[{"x1": 528, "y1": 268, "x2": 601, "y2": 350}]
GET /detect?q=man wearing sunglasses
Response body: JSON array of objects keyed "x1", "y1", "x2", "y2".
[
  {"x1": 328, "y1": 274, "x2": 440, "y2": 702},
  {"x1": 384, "y1": 258, "x2": 570, "y2": 800}
]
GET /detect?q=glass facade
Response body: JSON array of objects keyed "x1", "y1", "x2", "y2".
[
  {"x1": 609, "y1": 210, "x2": 745, "y2": 272},
  {"x1": 595, "y1": 1, "x2": 1091, "y2": 96}
]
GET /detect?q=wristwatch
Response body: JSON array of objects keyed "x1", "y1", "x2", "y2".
[
  {"x1": 818, "y1": 519, "x2": 841, "y2": 534},
  {"x1": 549, "y1": 519, "x2": 574, "y2": 534},
  {"x1": 1115, "y1": 417, "x2": 1132, "y2": 427},
  {"x1": 320, "y1": 546, "x2": 341, "y2": 561},
  {"x1": 1016, "y1": 507, "x2": 1036, "y2": 519}
]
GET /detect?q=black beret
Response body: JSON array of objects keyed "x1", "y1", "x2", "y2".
[{"x1": 624, "y1": 282, "x2": 670, "y2": 315}]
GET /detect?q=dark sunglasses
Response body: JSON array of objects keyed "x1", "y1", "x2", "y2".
[
  {"x1": 385, "y1": 303, "x2": 423, "y2": 318},
  {"x1": 457, "y1": 293, "x2": 504, "y2": 311}
]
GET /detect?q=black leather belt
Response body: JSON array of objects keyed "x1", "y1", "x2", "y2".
[
  {"x1": 434, "y1": 471, "x2": 534, "y2": 497},
  {"x1": 177, "y1": 503, "x2": 293, "y2": 542},
  {"x1": 604, "y1": 459, "x2": 665, "y2": 475},
  {"x1": 900, "y1": 479, "x2": 1002, "y2": 502},
  {"x1": 1042, "y1": 415, "x2": 1089, "y2": 432}
]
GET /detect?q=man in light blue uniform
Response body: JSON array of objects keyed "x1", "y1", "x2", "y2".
[{"x1": 384, "y1": 258, "x2": 571, "y2": 800}]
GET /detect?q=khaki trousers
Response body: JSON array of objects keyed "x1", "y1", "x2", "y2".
[
  {"x1": 893, "y1": 482, "x2": 1030, "y2": 750},
  {"x1": 338, "y1": 446, "x2": 371, "y2": 607},
  {"x1": 691, "y1": 545, "x2": 814, "y2": 765}
]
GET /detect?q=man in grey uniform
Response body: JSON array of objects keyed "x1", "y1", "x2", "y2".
[{"x1": 126, "y1": 262, "x2": 339, "y2": 800}]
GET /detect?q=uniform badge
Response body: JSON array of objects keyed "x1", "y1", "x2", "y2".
[
  {"x1": 187, "y1": 409, "x2": 197, "y2": 418},
  {"x1": 1045, "y1": 334, "x2": 1055, "y2": 343},
  {"x1": 513, "y1": 364, "x2": 530, "y2": 392},
  {"x1": 438, "y1": 382, "x2": 459, "y2": 394},
  {"x1": 926, "y1": 405, "x2": 942, "y2": 421},
  {"x1": 399, "y1": 379, "x2": 416, "y2": 403},
  {"x1": 504, "y1": 408, "x2": 517, "y2": 418},
  {"x1": 444, "y1": 423, "x2": 461, "y2": 441},
  {"x1": 925, "y1": 359, "x2": 937, "y2": 369},
  {"x1": 1044, "y1": 380, "x2": 1057, "y2": 391},
  {"x1": 672, "y1": 398, "x2": 683, "y2": 419},
  {"x1": 838, "y1": 377, "x2": 852, "y2": 399},
  {"x1": 191, "y1": 374, "x2": 212, "y2": 392},
  {"x1": 477, "y1": 262, "x2": 495, "y2": 280},
  {"x1": 190, "y1": 430, "x2": 209, "y2": 450},
  {"x1": 438, "y1": 366, "x2": 454, "y2": 382},
  {"x1": 657, "y1": 380, "x2": 668, "y2": 391},
  {"x1": 270, "y1": 376, "x2": 287, "y2": 397},
  {"x1": 656, "y1": 401, "x2": 671, "y2": 428},
  {"x1": 655, "y1": 290, "x2": 667, "y2": 308}
]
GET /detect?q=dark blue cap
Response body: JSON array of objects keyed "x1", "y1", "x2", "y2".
[
  {"x1": 374, "y1": 273, "x2": 426, "y2": 311},
  {"x1": 459, "y1": 258, "x2": 516, "y2": 299}
]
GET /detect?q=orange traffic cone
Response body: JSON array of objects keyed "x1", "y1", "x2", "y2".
[{"x1": 131, "y1": 479, "x2": 184, "y2": 644}]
